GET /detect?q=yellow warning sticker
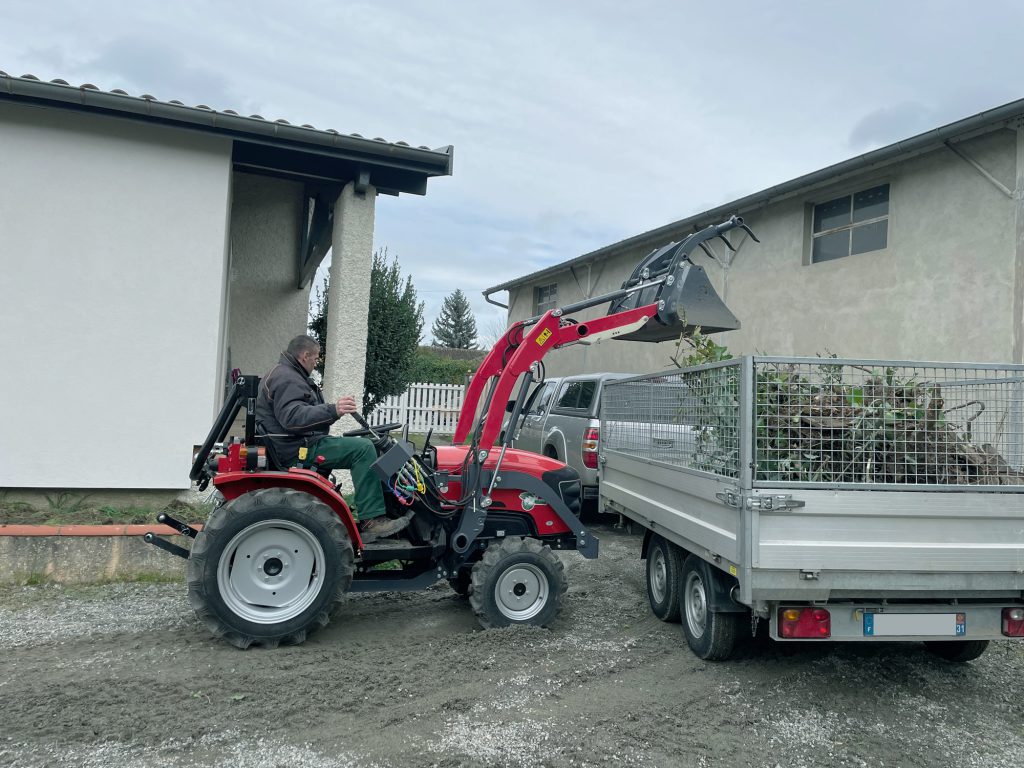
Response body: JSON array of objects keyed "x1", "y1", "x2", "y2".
[
  {"x1": 536, "y1": 328, "x2": 553, "y2": 346},
  {"x1": 298, "y1": 447, "x2": 308, "y2": 461},
  {"x1": 728, "y1": 565, "x2": 738, "y2": 576}
]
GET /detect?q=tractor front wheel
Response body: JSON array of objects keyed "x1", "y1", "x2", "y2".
[
  {"x1": 469, "y1": 537, "x2": 567, "y2": 629},
  {"x1": 187, "y1": 487, "x2": 354, "y2": 649}
]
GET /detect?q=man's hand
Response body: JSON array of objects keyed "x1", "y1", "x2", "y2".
[{"x1": 334, "y1": 395, "x2": 358, "y2": 417}]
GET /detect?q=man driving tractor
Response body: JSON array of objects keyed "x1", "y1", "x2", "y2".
[{"x1": 255, "y1": 334, "x2": 411, "y2": 542}]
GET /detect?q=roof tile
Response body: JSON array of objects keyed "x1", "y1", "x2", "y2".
[{"x1": 0, "y1": 71, "x2": 439, "y2": 153}]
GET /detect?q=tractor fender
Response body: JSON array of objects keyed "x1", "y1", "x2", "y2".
[{"x1": 212, "y1": 469, "x2": 362, "y2": 549}]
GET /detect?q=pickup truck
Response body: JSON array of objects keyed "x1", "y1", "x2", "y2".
[
  {"x1": 600, "y1": 356, "x2": 1024, "y2": 662},
  {"x1": 511, "y1": 372, "x2": 630, "y2": 502}
]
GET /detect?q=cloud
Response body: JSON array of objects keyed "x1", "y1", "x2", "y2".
[
  {"x1": 80, "y1": 37, "x2": 245, "y2": 111},
  {"x1": 848, "y1": 102, "x2": 940, "y2": 150}
]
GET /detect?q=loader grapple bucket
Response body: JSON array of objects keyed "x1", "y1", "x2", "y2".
[{"x1": 606, "y1": 250, "x2": 740, "y2": 342}]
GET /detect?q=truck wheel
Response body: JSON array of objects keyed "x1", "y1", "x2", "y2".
[
  {"x1": 187, "y1": 487, "x2": 354, "y2": 649},
  {"x1": 679, "y1": 555, "x2": 739, "y2": 661},
  {"x1": 645, "y1": 535, "x2": 683, "y2": 622},
  {"x1": 924, "y1": 640, "x2": 990, "y2": 663},
  {"x1": 469, "y1": 537, "x2": 567, "y2": 628}
]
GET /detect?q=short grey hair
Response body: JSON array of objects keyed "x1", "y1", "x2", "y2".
[{"x1": 286, "y1": 335, "x2": 320, "y2": 357}]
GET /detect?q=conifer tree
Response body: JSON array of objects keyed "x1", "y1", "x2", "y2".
[
  {"x1": 309, "y1": 249, "x2": 424, "y2": 413},
  {"x1": 430, "y1": 288, "x2": 478, "y2": 349}
]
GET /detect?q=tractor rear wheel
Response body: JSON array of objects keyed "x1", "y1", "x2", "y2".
[
  {"x1": 469, "y1": 537, "x2": 567, "y2": 628},
  {"x1": 187, "y1": 487, "x2": 354, "y2": 649}
]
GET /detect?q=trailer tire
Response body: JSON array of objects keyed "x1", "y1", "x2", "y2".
[
  {"x1": 187, "y1": 488, "x2": 354, "y2": 649},
  {"x1": 469, "y1": 537, "x2": 566, "y2": 628},
  {"x1": 679, "y1": 555, "x2": 739, "y2": 661},
  {"x1": 924, "y1": 640, "x2": 990, "y2": 663},
  {"x1": 645, "y1": 535, "x2": 683, "y2": 622}
]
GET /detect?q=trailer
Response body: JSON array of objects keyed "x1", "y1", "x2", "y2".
[{"x1": 599, "y1": 356, "x2": 1024, "y2": 661}]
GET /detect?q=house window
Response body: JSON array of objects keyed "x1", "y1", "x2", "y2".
[
  {"x1": 534, "y1": 283, "x2": 558, "y2": 314},
  {"x1": 811, "y1": 184, "x2": 889, "y2": 263}
]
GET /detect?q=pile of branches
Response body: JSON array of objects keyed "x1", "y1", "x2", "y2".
[{"x1": 754, "y1": 363, "x2": 1023, "y2": 486}]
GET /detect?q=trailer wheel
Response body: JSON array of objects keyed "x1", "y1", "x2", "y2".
[
  {"x1": 924, "y1": 640, "x2": 990, "y2": 663},
  {"x1": 679, "y1": 555, "x2": 739, "y2": 661},
  {"x1": 187, "y1": 487, "x2": 354, "y2": 649},
  {"x1": 645, "y1": 535, "x2": 683, "y2": 622},
  {"x1": 469, "y1": 537, "x2": 567, "y2": 628}
]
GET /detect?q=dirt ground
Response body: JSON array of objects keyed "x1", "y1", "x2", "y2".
[{"x1": 1, "y1": 523, "x2": 1022, "y2": 768}]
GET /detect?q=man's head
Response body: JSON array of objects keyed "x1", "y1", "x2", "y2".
[{"x1": 287, "y1": 335, "x2": 321, "y2": 375}]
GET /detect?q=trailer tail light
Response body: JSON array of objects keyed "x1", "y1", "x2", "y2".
[
  {"x1": 582, "y1": 428, "x2": 599, "y2": 469},
  {"x1": 1003, "y1": 607, "x2": 1024, "y2": 637},
  {"x1": 779, "y1": 607, "x2": 831, "y2": 639}
]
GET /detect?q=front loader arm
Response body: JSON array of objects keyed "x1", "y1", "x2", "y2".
[
  {"x1": 455, "y1": 215, "x2": 753, "y2": 451},
  {"x1": 471, "y1": 305, "x2": 656, "y2": 449}
]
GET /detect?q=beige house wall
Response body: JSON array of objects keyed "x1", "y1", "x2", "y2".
[
  {"x1": 508, "y1": 129, "x2": 1021, "y2": 377},
  {"x1": 226, "y1": 172, "x2": 309, "y2": 379}
]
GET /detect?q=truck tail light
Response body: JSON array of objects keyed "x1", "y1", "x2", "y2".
[
  {"x1": 582, "y1": 428, "x2": 599, "y2": 469},
  {"x1": 1003, "y1": 607, "x2": 1024, "y2": 637},
  {"x1": 779, "y1": 607, "x2": 831, "y2": 639}
]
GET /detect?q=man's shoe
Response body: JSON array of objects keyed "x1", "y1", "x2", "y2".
[{"x1": 358, "y1": 513, "x2": 413, "y2": 543}]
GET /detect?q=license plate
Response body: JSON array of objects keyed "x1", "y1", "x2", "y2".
[{"x1": 863, "y1": 612, "x2": 966, "y2": 637}]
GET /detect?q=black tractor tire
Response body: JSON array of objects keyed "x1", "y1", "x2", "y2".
[
  {"x1": 924, "y1": 639, "x2": 990, "y2": 663},
  {"x1": 645, "y1": 534, "x2": 684, "y2": 622},
  {"x1": 679, "y1": 555, "x2": 740, "y2": 661},
  {"x1": 187, "y1": 487, "x2": 354, "y2": 649},
  {"x1": 469, "y1": 537, "x2": 567, "y2": 629}
]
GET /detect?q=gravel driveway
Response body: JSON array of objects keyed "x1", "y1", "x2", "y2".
[{"x1": 1, "y1": 524, "x2": 1021, "y2": 768}]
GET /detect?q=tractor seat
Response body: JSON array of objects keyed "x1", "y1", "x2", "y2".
[{"x1": 254, "y1": 425, "x2": 333, "y2": 479}]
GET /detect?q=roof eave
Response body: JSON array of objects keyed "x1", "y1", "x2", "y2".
[{"x1": 0, "y1": 75, "x2": 454, "y2": 185}]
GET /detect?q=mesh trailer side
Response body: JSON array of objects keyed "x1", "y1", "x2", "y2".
[
  {"x1": 751, "y1": 357, "x2": 1024, "y2": 490},
  {"x1": 600, "y1": 360, "x2": 743, "y2": 479}
]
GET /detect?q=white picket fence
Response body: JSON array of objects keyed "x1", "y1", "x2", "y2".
[{"x1": 368, "y1": 382, "x2": 466, "y2": 435}]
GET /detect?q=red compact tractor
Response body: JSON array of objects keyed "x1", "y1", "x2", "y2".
[{"x1": 146, "y1": 216, "x2": 755, "y2": 648}]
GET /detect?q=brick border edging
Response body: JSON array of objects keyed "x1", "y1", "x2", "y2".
[{"x1": 0, "y1": 524, "x2": 202, "y2": 537}]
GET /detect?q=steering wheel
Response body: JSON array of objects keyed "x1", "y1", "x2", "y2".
[{"x1": 343, "y1": 421, "x2": 403, "y2": 438}]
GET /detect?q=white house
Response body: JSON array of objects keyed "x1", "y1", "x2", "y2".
[
  {"x1": 485, "y1": 100, "x2": 1024, "y2": 377},
  {"x1": 0, "y1": 72, "x2": 452, "y2": 495}
]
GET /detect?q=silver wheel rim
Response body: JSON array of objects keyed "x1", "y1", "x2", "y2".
[
  {"x1": 494, "y1": 563, "x2": 549, "y2": 621},
  {"x1": 649, "y1": 547, "x2": 668, "y2": 604},
  {"x1": 216, "y1": 519, "x2": 326, "y2": 625},
  {"x1": 684, "y1": 571, "x2": 708, "y2": 639}
]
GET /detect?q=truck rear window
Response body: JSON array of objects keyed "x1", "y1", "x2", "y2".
[{"x1": 555, "y1": 380, "x2": 597, "y2": 411}]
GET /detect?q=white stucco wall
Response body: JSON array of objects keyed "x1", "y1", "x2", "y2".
[
  {"x1": 509, "y1": 130, "x2": 1020, "y2": 377},
  {"x1": 0, "y1": 102, "x2": 232, "y2": 489}
]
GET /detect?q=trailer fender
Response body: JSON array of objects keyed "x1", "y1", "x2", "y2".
[{"x1": 695, "y1": 557, "x2": 746, "y2": 613}]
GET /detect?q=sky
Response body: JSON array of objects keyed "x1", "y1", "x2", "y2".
[{"x1": 5, "y1": 1, "x2": 1024, "y2": 345}]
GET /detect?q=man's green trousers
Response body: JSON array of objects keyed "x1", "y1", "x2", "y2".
[{"x1": 301, "y1": 436, "x2": 386, "y2": 520}]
